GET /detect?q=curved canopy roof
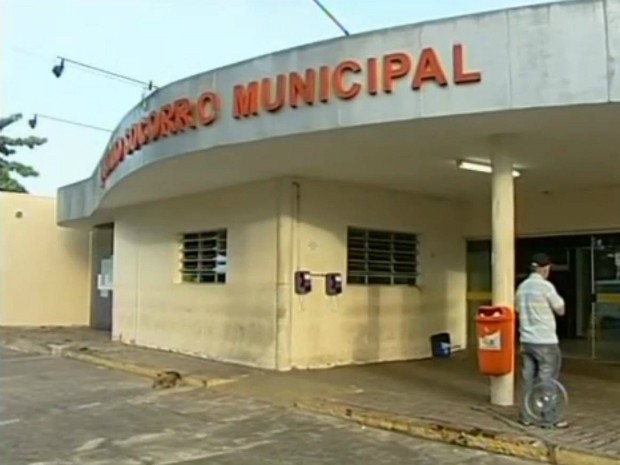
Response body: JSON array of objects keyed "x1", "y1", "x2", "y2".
[{"x1": 58, "y1": 0, "x2": 620, "y2": 226}]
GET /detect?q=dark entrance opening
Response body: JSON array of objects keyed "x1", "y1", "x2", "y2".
[
  {"x1": 90, "y1": 223, "x2": 114, "y2": 332},
  {"x1": 467, "y1": 232, "x2": 620, "y2": 361}
]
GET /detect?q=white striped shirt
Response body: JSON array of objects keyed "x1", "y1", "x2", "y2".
[{"x1": 515, "y1": 273, "x2": 565, "y2": 344}]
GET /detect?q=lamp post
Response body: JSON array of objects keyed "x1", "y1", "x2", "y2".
[
  {"x1": 51, "y1": 56, "x2": 156, "y2": 91},
  {"x1": 28, "y1": 113, "x2": 112, "y2": 133},
  {"x1": 309, "y1": 0, "x2": 350, "y2": 36}
]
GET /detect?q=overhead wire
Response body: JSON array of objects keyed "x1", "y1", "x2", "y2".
[
  {"x1": 309, "y1": 0, "x2": 350, "y2": 36},
  {"x1": 33, "y1": 114, "x2": 112, "y2": 133}
]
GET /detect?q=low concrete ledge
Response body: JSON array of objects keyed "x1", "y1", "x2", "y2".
[
  {"x1": 294, "y1": 400, "x2": 620, "y2": 465},
  {"x1": 1, "y1": 335, "x2": 241, "y2": 390}
]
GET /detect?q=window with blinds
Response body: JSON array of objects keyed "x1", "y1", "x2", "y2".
[
  {"x1": 179, "y1": 229, "x2": 227, "y2": 284},
  {"x1": 347, "y1": 227, "x2": 418, "y2": 286}
]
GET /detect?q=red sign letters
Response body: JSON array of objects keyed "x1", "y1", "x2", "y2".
[{"x1": 100, "y1": 43, "x2": 481, "y2": 186}]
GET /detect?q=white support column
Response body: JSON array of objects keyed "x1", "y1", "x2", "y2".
[{"x1": 490, "y1": 148, "x2": 515, "y2": 406}]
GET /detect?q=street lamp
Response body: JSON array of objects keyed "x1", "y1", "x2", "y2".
[
  {"x1": 51, "y1": 56, "x2": 157, "y2": 91},
  {"x1": 28, "y1": 114, "x2": 37, "y2": 129},
  {"x1": 52, "y1": 58, "x2": 65, "y2": 78},
  {"x1": 28, "y1": 113, "x2": 112, "y2": 133}
]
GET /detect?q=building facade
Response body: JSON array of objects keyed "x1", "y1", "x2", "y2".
[{"x1": 57, "y1": 0, "x2": 620, "y2": 374}]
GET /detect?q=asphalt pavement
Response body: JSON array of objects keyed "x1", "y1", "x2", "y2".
[{"x1": 0, "y1": 347, "x2": 542, "y2": 465}]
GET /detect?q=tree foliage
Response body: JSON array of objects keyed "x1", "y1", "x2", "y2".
[{"x1": 0, "y1": 113, "x2": 47, "y2": 193}]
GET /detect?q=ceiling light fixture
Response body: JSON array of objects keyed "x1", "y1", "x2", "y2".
[{"x1": 457, "y1": 160, "x2": 521, "y2": 177}]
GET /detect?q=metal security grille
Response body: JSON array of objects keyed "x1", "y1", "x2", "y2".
[
  {"x1": 180, "y1": 229, "x2": 227, "y2": 283},
  {"x1": 347, "y1": 228, "x2": 418, "y2": 286}
]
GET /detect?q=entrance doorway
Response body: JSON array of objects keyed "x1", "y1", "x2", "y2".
[
  {"x1": 466, "y1": 232, "x2": 620, "y2": 361},
  {"x1": 90, "y1": 224, "x2": 114, "y2": 332}
]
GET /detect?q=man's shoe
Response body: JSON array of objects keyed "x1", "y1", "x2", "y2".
[{"x1": 541, "y1": 420, "x2": 569, "y2": 429}]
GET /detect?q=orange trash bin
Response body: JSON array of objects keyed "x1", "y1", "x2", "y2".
[{"x1": 476, "y1": 306, "x2": 515, "y2": 376}]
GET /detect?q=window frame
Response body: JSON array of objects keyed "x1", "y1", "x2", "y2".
[
  {"x1": 178, "y1": 228, "x2": 228, "y2": 284},
  {"x1": 346, "y1": 227, "x2": 419, "y2": 286}
]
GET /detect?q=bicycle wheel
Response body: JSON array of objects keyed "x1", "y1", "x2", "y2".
[{"x1": 524, "y1": 378, "x2": 569, "y2": 427}]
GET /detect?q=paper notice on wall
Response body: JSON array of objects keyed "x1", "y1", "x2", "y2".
[
  {"x1": 478, "y1": 331, "x2": 502, "y2": 351},
  {"x1": 97, "y1": 257, "x2": 113, "y2": 297}
]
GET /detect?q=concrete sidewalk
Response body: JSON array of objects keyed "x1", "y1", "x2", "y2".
[
  {"x1": 2, "y1": 327, "x2": 619, "y2": 464},
  {"x1": 0, "y1": 326, "x2": 259, "y2": 387}
]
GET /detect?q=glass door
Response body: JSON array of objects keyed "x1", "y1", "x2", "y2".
[
  {"x1": 555, "y1": 246, "x2": 592, "y2": 359},
  {"x1": 591, "y1": 236, "x2": 620, "y2": 361}
]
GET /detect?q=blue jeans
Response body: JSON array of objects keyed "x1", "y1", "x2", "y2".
[{"x1": 520, "y1": 343, "x2": 562, "y2": 424}]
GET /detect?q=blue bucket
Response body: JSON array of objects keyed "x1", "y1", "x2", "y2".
[{"x1": 430, "y1": 332, "x2": 451, "y2": 358}]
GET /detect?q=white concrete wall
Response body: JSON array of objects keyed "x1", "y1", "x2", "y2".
[
  {"x1": 466, "y1": 185, "x2": 620, "y2": 238},
  {"x1": 112, "y1": 178, "x2": 468, "y2": 370},
  {"x1": 112, "y1": 178, "x2": 620, "y2": 370},
  {"x1": 288, "y1": 179, "x2": 468, "y2": 369},
  {"x1": 112, "y1": 180, "x2": 279, "y2": 369},
  {"x1": 0, "y1": 193, "x2": 90, "y2": 326}
]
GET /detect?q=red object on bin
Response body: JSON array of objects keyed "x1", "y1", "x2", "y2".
[{"x1": 476, "y1": 306, "x2": 515, "y2": 376}]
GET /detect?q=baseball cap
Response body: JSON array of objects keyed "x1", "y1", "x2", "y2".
[{"x1": 531, "y1": 253, "x2": 551, "y2": 267}]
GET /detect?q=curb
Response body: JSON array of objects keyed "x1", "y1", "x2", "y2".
[
  {"x1": 63, "y1": 350, "x2": 238, "y2": 388},
  {"x1": 294, "y1": 400, "x2": 620, "y2": 465},
  {"x1": 3, "y1": 338, "x2": 52, "y2": 356},
  {"x1": 1, "y1": 338, "x2": 240, "y2": 390}
]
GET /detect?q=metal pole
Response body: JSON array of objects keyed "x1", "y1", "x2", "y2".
[
  {"x1": 590, "y1": 236, "x2": 597, "y2": 359},
  {"x1": 310, "y1": 0, "x2": 350, "y2": 36},
  {"x1": 59, "y1": 56, "x2": 157, "y2": 89}
]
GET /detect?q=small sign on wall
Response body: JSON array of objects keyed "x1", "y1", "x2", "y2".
[{"x1": 97, "y1": 257, "x2": 113, "y2": 298}]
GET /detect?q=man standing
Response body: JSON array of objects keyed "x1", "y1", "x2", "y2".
[{"x1": 515, "y1": 253, "x2": 568, "y2": 428}]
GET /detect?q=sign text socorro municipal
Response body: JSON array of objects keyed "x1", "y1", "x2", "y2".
[{"x1": 100, "y1": 44, "x2": 481, "y2": 186}]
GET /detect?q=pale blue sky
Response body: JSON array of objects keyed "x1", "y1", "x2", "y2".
[{"x1": 1, "y1": 0, "x2": 562, "y2": 196}]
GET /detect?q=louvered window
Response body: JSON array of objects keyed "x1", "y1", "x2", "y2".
[
  {"x1": 180, "y1": 229, "x2": 227, "y2": 284},
  {"x1": 347, "y1": 228, "x2": 418, "y2": 286}
]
